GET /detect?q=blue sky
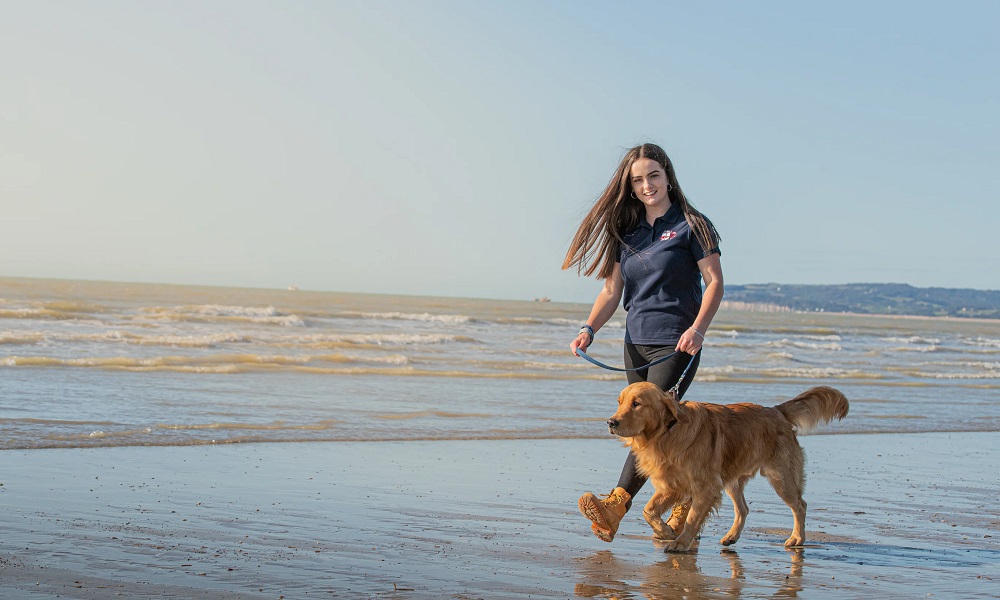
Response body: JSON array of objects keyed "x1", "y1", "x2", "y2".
[{"x1": 2, "y1": 1, "x2": 997, "y2": 302}]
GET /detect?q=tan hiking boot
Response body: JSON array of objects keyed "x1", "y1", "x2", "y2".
[
  {"x1": 579, "y1": 487, "x2": 631, "y2": 542},
  {"x1": 666, "y1": 501, "x2": 690, "y2": 536}
]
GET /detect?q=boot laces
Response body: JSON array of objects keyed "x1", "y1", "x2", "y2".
[{"x1": 600, "y1": 490, "x2": 627, "y2": 507}]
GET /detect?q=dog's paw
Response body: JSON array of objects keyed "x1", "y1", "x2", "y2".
[
  {"x1": 652, "y1": 529, "x2": 676, "y2": 541},
  {"x1": 664, "y1": 538, "x2": 695, "y2": 553},
  {"x1": 783, "y1": 535, "x2": 804, "y2": 548},
  {"x1": 720, "y1": 534, "x2": 739, "y2": 546},
  {"x1": 644, "y1": 513, "x2": 676, "y2": 541}
]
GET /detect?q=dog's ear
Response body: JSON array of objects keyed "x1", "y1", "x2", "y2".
[{"x1": 661, "y1": 388, "x2": 686, "y2": 422}]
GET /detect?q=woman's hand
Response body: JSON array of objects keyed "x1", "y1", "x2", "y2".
[
  {"x1": 570, "y1": 331, "x2": 592, "y2": 356},
  {"x1": 675, "y1": 327, "x2": 704, "y2": 355}
]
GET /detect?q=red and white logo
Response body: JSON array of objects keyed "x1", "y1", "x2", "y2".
[{"x1": 660, "y1": 230, "x2": 677, "y2": 241}]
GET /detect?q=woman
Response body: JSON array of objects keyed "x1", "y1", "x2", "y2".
[{"x1": 562, "y1": 142, "x2": 724, "y2": 542}]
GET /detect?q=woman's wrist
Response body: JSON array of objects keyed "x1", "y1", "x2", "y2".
[
  {"x1": 689, "y1": 327, "x2": 705, "y2": 340},
  {"x1": 579, "y1": 324, "x2": 595, "y2": 342}
]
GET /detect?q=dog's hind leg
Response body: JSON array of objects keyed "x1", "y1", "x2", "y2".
[
  {"x1": 720, "y1": 475, "x2": 751, "y2": 546},
  {"x1": 764, "y1": 448, "x2": 807, "y2": 548},
  {"x1": 643, "y1": 491, "x2": 682, "y2": 540}
]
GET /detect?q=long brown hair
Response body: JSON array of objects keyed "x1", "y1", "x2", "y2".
[{"x1": 562, "y1": 143, "x2": 720, "y2": 279}]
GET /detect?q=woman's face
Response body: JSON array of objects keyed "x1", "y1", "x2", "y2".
[{"x1": 629, "y1": 158, "x2": 670, "y2": 209}]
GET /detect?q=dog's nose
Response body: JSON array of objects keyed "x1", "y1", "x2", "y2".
[{"x1": 607, "y1": 418, "x2": 619, "y2": 430}]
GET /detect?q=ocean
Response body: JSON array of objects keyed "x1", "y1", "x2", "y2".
[{"x1": 2, "y1": 277, "x2": 998, "y2": 450}]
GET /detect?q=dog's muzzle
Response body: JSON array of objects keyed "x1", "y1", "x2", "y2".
[{"x1": 607, "y1": 418, "x2": 620, "y2": 434}]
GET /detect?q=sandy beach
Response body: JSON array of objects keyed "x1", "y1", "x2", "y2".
[{"x1": 1, "y1": 432, "x2": 997, "y2": 599}]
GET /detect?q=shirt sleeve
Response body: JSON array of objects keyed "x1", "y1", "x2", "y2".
[{"x1": 687, "y1": 216, "x2": 721, "y2": 260}]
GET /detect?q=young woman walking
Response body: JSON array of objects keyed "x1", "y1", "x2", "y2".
[{"x1": 563, "y1": 142, "x2": 724, "y2": 542}]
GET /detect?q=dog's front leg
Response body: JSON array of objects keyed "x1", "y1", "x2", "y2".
[{"x1": 642, "y1": 492, "x2": 680, "y2": 540}]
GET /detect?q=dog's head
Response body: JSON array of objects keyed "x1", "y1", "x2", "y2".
[{"x1": 607, "y1": 382, "x2": 684, "y2": 440}]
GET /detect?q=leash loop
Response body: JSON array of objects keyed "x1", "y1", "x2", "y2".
[
  {"x1": 576, "y1": 348, "x2": 676, "y2": 372},
  {"x1": 576, "y1": 348, "x2": 699, "y2": 385}
]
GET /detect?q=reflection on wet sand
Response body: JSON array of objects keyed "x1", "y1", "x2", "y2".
[
  {"x1": 773, "y1": 549, "x2": 804, "y2": 598},
  {"x1": 575, "y1": 546, "x2": 805, "y2": 599}
]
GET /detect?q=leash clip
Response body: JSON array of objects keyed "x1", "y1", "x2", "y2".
[{"x1": 667, "y1": 351, "x2": 698, "y2": 396}]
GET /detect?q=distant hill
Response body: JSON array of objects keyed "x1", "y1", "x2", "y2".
[{"x1": 724, "y1": 283, "x2": 1000, "y2": 319}]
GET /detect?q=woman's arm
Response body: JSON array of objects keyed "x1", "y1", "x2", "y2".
[
  {"x1": 676, "y1": 253, "x2": 724, "y2": 355},
  {"x1": 570, "y1": 262, "x2": 624, "y2": 355}
]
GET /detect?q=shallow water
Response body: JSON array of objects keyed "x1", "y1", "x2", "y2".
[{"x1": 2, "y1": 277, "x2": 999, "y2": 449}]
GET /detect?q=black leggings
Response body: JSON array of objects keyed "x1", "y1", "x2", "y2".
[{"x1": 616, "y1": 344, "x2": 700, "y2": 508}]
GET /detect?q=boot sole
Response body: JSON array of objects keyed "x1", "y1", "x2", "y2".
[
  {"x1": 590, "y1": 523, "x2": 613, "y2": 542},
  {"x1": 579, "y1": 495, "x2": 614, "y2": 542}
]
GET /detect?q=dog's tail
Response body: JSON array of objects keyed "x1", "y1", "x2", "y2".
[{"x1": 776, "y1": 386, "x2": 849, "y2": 434}]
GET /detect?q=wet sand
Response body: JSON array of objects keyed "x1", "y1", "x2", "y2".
[{"x1": 1, "y1": 432, "x2": 998, "y2": 599}]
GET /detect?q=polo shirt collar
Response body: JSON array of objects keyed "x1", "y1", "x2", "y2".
[{"x1": 636, "y1": 202, "x2": 683, "y2": 230}]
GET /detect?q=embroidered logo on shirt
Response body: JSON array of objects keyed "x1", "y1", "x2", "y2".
[{"x1": 660, "y1": 230, "x2": 678, "y2": 241}]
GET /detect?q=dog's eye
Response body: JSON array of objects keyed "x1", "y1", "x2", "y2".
[{"x1": 632, "y1": 400, "x2": 641, "y2": 408}]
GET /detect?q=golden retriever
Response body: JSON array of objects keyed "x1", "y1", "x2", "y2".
[{"x1": 607, "y1": 382, "x2": 848, "y2": 552}]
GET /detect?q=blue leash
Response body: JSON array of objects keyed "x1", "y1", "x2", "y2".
[{"x1": 577, "y1": 348, "x2": 700, "y2": 394}]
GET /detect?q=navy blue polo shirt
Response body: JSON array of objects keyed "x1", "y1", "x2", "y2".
[{"x1": 620, "y1": 203, "x2": 720, "y2": 345}]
